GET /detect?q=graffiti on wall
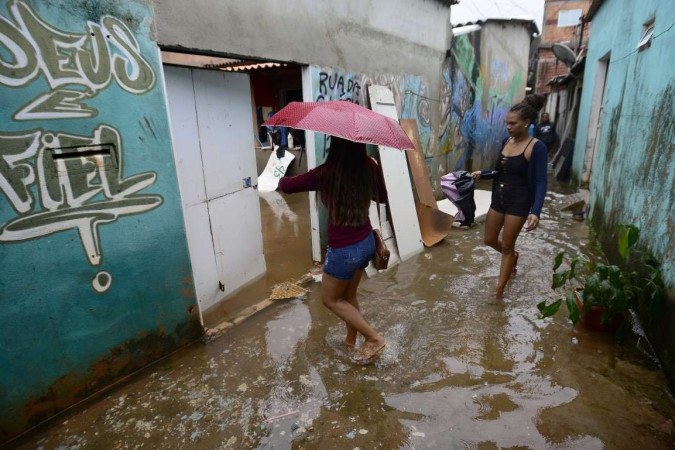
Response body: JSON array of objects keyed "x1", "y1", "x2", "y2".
[
  {"x1": 438, "y1": 32, "x2": 523, "y2": 174},
  {"x1": 0, "y1": 1, "x2": 155, "y2": 120},
  {"x1": 0, "y1": 1, "x2": 161, "y2": 292},
  {"x1": 312, "y1": 66, "x2": 431, "y2": 160},
  {"x1": 316, "y1": 71, "x2": 363, "y2": 103}
]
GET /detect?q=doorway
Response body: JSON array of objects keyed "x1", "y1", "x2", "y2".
[
  {"x1": 582, "y1": 53, "x2": 610, "y2": 186},
  {"x1": 162, "y1": 53, "x2": 313, "y2": 326}
]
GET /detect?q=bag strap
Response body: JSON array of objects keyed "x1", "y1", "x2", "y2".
[{"x1": 372, "y1": 161, "x2": 384, "y2": 229}]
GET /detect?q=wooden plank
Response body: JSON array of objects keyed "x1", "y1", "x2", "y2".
[
  {"x1": 400, "y1": 119, "x2": 437, "y2": 208},
  {"x1": 368, "y1": 85, "x2": 423, "y2": 261}
]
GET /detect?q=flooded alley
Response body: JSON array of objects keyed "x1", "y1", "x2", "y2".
[{"x1": 13, "y1": 184, "x2": 675, "y2": 449}]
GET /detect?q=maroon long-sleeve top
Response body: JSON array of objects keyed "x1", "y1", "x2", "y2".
[{"x1": 278, "y1": 158, "x2": 387, "y2": 248}]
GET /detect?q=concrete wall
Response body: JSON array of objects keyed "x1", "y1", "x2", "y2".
[
  {"x1": 572, "y1": 0, "x2": 675, "y2": 379},
  {"x1": 0, "y1": 0, "x2": 200, "y2": 441},
  {"x1": 438, "y1": 21, "x2": 531, "y2": 184},
  {"x1": 153, "y1": 0, "x2": 451, "y2": 154}
]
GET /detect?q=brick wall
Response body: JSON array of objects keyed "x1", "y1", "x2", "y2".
[{"x1": 535, "y1": 0, "x2": 592, "y2": 93}]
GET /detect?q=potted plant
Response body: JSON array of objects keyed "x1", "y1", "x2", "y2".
[{"x1": 537, "y1": 224, "x2": 665, "y2": 332}]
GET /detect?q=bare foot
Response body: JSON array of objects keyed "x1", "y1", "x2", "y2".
[
  {"x1": 495, "y1": 288, "x2": 505, "y2": 299},
  {"x1": 354, "y1": 335, "x2": 386, "y2": 364},
  {"x1": 344, "y1": 338, "x2": 356, "y2": 352}
]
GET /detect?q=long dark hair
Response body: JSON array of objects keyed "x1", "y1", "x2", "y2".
[{"x1": 319, "y1": 136, "x2": 373, "y2": 227}]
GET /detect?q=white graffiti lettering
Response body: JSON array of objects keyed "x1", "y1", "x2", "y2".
[
  {"x1": 0, "y1": 125, "x2": 163, "y2": 271},
  {"x1": 0, "y1": 1, "x2": 156, "y2": 120}
]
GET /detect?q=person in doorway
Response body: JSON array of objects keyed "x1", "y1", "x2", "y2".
[
  {"x1": 278, "y1": 136, "x2": 387, "y2": 364},
  {"x1": 471, "y1": 94, "x2": 548, "y2": 298},
  {"x1": 535, "y1": 112, "x2": 558, "y2": 154}
]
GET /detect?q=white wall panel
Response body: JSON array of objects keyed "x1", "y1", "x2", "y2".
[
  {"x1": 209, "y1": 187, "x2": 266, "y2": 296},
  {"x1": 164, "y1": 66, "x2": 206, "y2": 208},
  {"x1": 183, "y1": 202, "x2": 219, "y2": 314},
  {"x1": 192, "y1": 70, "x2": 258, "y2": 199},
  {"x1": 368, "y1": 85, "x2": 423, "y2": 261}
]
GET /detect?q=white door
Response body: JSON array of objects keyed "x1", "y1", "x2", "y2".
[
  {"x1": 582, "y1": 56, "x2": 610, "y2": 185},
  {"x1": 164, "y1": 66, "x2": 266, "y2": 316}
]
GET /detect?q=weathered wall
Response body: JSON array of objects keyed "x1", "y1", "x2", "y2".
[
  {"x1": 437, "y1": 21, "x2": 530, "y2": 185},
  {"x1": 572, "y1": 0, "x2": 675, "y2": 380},
  {"x1": 153, "y1": 0, "x2": 451, "y2": 155},
  {"x1": 305, "y1": 65, "x2": 431, "y2": 245},
  {"x1": 536, "y1": 0, "x2": 591, "y2": 94},
  {"x1": 0, "y1": 0, "x2": 200, "y2": 441}
]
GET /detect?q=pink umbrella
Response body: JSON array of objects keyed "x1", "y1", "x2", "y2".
[{"x1": 262, "y1": 100, "x2": 415, "y2": 150}]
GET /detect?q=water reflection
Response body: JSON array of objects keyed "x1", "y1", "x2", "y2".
[{"x1": 15, "y1": 186, "x2": 675, "y2": 449}]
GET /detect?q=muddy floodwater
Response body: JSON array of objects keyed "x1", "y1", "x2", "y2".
[{"x1": 14, "y1": 185, "x2": 675, "y2": 449}]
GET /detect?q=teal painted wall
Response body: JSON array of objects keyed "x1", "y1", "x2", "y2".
[
  {"x1": 0, "y1": 0, "x2": 200, "y2": 440},
  {"x1": 571, "y1": 0, "x2": 675, "y2": 384},
  {"x1": 572, "y1": 0, "x2": 674, "y2": 286}
]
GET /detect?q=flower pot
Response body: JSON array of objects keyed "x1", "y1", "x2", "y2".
[{"x1": 573, "y1": 289, "x2": 623, "y2": 332}]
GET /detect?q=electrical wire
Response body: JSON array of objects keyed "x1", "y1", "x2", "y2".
[{"x1": 610, "y1": 21, "x2": 675, "y2": 64}]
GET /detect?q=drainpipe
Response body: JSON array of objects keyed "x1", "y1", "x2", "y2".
[{"x1": 577, "y1": 19, "x2": 586, "y2": 53}]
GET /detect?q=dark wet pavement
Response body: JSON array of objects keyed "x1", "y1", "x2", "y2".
[{"x1": 14, "y1": 183, "x2": 675, "y2": 449}]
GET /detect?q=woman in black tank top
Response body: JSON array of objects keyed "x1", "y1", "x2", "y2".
[{"x1": 471, "y1": 94, "x2": 548, "y2": 298}]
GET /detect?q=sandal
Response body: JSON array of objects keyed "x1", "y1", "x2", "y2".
[
  {"x1": 354, "y1": 341, "x2": 386, "y2": 365},
  {"x1": 512, "y1": 251, "x2": 519, "y2": 276}
]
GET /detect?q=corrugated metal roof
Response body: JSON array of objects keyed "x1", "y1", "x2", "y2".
[
  {"x1": 452, "y1": 18, "x2": 539, "y2": 35},
  {"x1": 205, "y1": 60, "x2": 288, "y2": 72}
]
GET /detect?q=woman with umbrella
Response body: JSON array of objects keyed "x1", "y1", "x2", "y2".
[
  {"x1": 471, "y1": 94, "x2": 547, "y2": 298},
  {"x1": 278, "y1": 136, "x2": 387, "y2": 364},
  {"x1": 267, "y1": 100, "x2": 414, "y2": 363}
]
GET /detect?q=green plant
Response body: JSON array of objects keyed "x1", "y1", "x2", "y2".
[{"x1": 537, "y1": 224, "x2": 665, "y2": 327}]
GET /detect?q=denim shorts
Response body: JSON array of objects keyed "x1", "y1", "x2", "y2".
[{"x1": 324, "y1": 232, "x2": 375, "y2": 280}]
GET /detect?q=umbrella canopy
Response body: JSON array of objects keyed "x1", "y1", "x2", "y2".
[{"x1": 262, "y1": 100, "x2": 415, "y2": 150}]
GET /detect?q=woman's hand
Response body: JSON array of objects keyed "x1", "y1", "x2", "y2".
[
  {"x1": 525, "y1": 214, "x2": 539, "y2": 231},
  {"x1": 471, "y1": 171, "x2": 481, "y2": 180}
]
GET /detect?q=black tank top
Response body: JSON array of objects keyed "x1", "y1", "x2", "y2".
[{"x1": 498, "y1": 138, "x2": 533, "y2": 187}]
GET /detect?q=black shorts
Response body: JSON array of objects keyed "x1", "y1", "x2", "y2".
[{"x1": 490, "y1": 182, "x2": 530, "y2": 217}]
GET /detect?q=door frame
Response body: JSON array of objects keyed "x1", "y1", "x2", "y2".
[{"x1": 582, "y1": 52, "x2": 610, "y2": 185}]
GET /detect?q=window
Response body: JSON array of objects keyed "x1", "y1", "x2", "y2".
[
  {"x1": 637, "y1": 19, "x2": 655, "y2": 51},
  {"x1": 558, "y1": 9, "x2": 582, "y2": 27}
]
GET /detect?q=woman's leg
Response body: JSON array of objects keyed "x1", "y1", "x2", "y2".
[
  {"x1": 321, "y1": 270, "x2": 382, "y2": 345},
  {"x1": 484, "y1": 208, "x2": 505, "y2": 252},
  {"x1": 343, "y1": 269, "x2": 364, "y2": 347},
  {"x1": 495, "y1": 214, "x2": 527, "y2": 297}
]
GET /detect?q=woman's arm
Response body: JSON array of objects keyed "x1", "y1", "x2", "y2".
[
  {"x1": 277, "y1": 166, "x2": 322, "y2": 194},
  {"x1": 529, "y1": 141, "x2": 548, "y2": 217}
]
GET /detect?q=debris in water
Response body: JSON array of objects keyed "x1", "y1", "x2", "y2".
[
  {"x1": 262, "y1": 410, "x2": 300, "y2": 423},
  {"x1": 571, "y1": 337, "x2": 578, "y2": 345},
  {"x1": 358, "y1": 429, "x2": 368, "y2": 434},
  {"x1": 346, "y1": 430, "x2": 356, "y2": 439},
  {"x1": 412, "y1": 431, "x2": 426, "y2": 437},
  {"x1": 237, "y1": 383, "x2": 248, "y2": 392},
  {"x1": 411, "y1": 300, "x2": 426, "y2": 306},
  {"x1": 270, "y1": 282, "x2": 308, "y2": 300}
]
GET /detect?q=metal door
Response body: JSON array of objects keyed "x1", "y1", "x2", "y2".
[{"x1": 164, "y1": 66, "x2": 265, "y2": 316}]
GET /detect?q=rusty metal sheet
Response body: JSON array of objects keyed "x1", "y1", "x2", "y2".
[
  {"x1": 416, "y1": 202, "x2": 452, "y2": 247},
  {"x1": 401, "y1": 119, "x2": 437, "y2": 208}
]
